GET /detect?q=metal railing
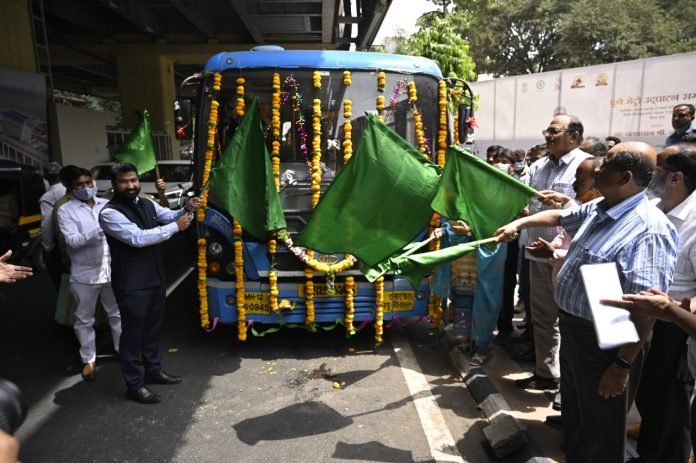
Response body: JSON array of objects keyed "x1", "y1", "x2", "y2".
[
  {"x1": 106, "y1": 127, "x2": 173, "y2": 160},
  {"x1": 0, "y1": 135, "x2": 48, "y2": 168}
]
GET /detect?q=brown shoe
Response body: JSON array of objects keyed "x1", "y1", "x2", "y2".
[{"x1": 81, "y1": 361, "x2": 96, "y2": 381}]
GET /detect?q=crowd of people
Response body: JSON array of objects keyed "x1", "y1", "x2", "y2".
[{"x1": 439, "y1": 103, "x2": 696, "y2": 463}]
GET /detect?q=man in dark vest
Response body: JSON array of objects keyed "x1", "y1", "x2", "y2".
[{"x1": 100, "y1": 162, "x2": 200, "y2": 404}]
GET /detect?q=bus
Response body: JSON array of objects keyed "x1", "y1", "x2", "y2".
[{"x1": 176, "y1": 47, "x2": 473, "y2": 341}]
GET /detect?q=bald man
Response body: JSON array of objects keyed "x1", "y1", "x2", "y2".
[{"x1": 497, "y1": 142, "x2": 679, "y2": 463}]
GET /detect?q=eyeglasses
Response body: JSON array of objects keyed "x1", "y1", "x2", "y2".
[{"x1": 542, "y1": 128, "x2": 573, "y2": 136}]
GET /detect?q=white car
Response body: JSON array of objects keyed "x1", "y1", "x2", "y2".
[{"x1": 91, "y1": 160, "x2": 194, "y2": 209}]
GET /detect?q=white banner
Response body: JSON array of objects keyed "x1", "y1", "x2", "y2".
[{"x1": 470, "y1": 52, "x2": 696, "y2": 152}]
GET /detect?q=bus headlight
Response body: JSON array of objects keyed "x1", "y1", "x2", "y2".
[
  {"x1": 225, "y1": 262, "x2": 235, "y2": 275},
  {"x1": 208, "y1": 241, "x2": 223, "y2": 256}
]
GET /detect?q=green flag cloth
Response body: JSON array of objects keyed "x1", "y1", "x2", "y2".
[
  {"x1": 210, "y1": 98, "x2": 286, "y2": 240},
  {"x1": 296, "y1": 113, "x2": 441, "y2": 267},
  {"x1": 364, "y1": 239, "x2": 483, "y2": 289},
  {"x1": 115, "y1": 110, "x2": 158, "y2": 175},
  {"x1": 431, "y1": 146, "x2": 538, "y2": 240}
]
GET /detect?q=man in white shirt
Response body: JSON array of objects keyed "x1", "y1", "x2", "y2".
[
  {"x1": 39, "y1": 162, "x2": 67, "y2": 289},
  {"x1": 57, "y1": 167, "x2": 121, "y2": 381}
]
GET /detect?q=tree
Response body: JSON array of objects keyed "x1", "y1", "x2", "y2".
[
  {"x1": 402, "y1": 15, "x2": 476, "y2": 81},
  {"x1": 451, "y1": 0, "x2": 695, "y2": 77}
]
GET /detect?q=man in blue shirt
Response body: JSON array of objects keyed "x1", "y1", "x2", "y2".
[
  {"x1": 100, "y1": 163, "x2": 201, "y2": 404},
  {"x1": 496, "y1": 142, "x2": 678, "y2": 463},
  {"x1": 665, "y1": 104, "x2": 695, "y2": 146}
]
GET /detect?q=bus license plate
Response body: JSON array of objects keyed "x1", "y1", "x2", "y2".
[
  {"x1": 244, "y1": 292, "x2": 271, "y2": 315},
  {"x1": 383, "y1": 291, "x2": 415, "y2": 312}
]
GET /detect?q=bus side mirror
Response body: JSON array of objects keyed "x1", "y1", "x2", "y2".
[
  {"x1": 174, "y1": 99, "x2": 193, "y2": 140},
  {"x1": 457, "y1": 103, "x2": 474, "y2": 144}
]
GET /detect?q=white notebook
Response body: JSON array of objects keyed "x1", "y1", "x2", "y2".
[{"x1": 579, "y1": 262, "x2": 639, "y2": 349}]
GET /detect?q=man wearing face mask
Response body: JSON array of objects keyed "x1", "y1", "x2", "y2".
[{"x1": 56, "y1": 167, "x2": 122, "y2": 381}]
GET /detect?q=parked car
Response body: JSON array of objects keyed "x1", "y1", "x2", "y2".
[{"x1": 91, "y1": 160, "x2": 194, "y2": 209}]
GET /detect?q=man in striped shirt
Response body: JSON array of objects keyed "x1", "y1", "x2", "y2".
[{"x1": 496, "y1": 142, "x2": 678, "y2": 463}]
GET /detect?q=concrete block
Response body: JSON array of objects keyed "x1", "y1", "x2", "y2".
[{"x1": 482, "y1": 413, "x2": 528, "y2": 459}]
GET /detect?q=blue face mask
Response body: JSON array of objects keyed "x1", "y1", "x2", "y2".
[{"x1": 73, "y1": 185, "x2": 97, "y2": 202}]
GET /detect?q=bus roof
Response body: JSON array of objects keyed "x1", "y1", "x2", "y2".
[{"x1": 203, "y1": 49, "x2": 443, "y2": 79}]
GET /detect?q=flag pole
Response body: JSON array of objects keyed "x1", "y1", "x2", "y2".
[{"x1": 154, "y1": 163, "x2": 168, "y2": 207}]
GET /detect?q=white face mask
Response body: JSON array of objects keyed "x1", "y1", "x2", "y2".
[
  {"x1": 73, "y1": 185, "x2": 97, "y2": 202},
  {"x1": 494, "y1": 163, "x2": 510, "y2": 172}
]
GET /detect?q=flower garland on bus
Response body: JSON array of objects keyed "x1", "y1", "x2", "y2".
[
  {"x1": 268, "y1": 72, "x2": 282, "y2": 313},
  {"x1": 196, "y1": 72, "x2": 223, "y2": 330},
  {"x1": 408, "y1": 81, "x2": 427, "y2": 155},
  {"x1": 437, "y1": 80, "x2": 448, "y2": 168},
  {"x1": 343, "y1": 99, "x2": 353, "y2": 163},
  {"x1": 305, "y1": 253, "x2": 315, "y2": 327},
  {"x1": 278, "y1": 231, "x2": 357, "y2": 274},
  {"x1": 344, "y1": 276, "x2": 355, "y2": 335},
  {"x1": 374, "y1": 276, "x2": 384, "y2": 344},
  {"x1": 310, "y1": 96, "x2": 322, "y2": 207},
  {"x1": 233, "y1": 219, "x2": 247, "y2": 341},
  {"x1": 235, "y1": 80, "x2": 247, "y2": 341},
  {"x1": 390, "y1": 79, "x2": 408, "y2": 113},
  {"x1": 376, "y1": 71, "x2": 386, "y2": 122},
  {"x1": 428, "y1": 292, "x2": 442, "y2": 330},
  {"x1": 235, "y1": 77, "x2": 245, "y2": 117}
]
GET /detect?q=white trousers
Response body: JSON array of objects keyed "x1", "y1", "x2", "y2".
[{"x1": 70, "y1": 282, "x2": 122, "y2": 363}]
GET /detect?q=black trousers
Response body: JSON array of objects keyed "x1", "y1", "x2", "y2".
[
  {"x1": 635, "y1": 320, "x2": 691, "y2": 463},
  {"x1": 559, "y1": 311, "x2": 645, "y2": 463},
  {"x1": 113, "y1": 285, "x2": 166, "y2": 390},
  {"x1": 497, "y1": 238, "x2": 519, "y2": 333}
]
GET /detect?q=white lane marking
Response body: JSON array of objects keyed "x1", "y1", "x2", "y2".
[
  {"x1": 391, "y1": 329, "x2": 466, "y2": 463},
  {"x1": 166, "y1": 266, "x2": 195, "y2": 297}
]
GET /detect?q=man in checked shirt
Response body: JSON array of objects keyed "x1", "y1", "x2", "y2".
[{"x1": 515, "y1": 115, "x2": 591, "y2": 391}]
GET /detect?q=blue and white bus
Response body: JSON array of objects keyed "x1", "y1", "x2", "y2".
[{"x1": 177, "y1": 47, "x2": 473, "y2": 339}]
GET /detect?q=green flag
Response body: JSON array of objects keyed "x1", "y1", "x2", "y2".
[
  {"x1": 296, "y1": 113, "x2": 441, "y2": 267},
  {"x1": 210, "y1": 98, "x2": 286, "y2": 240},
  {"x1": 364, "y1": 239, "x2": 484, "y2": 289},
  {"x1": 431, "y1": 146, "x2": 538, "y2": 240},
  {"x1": 115, "y1": 110, "x2": 158, "y2": 175}
]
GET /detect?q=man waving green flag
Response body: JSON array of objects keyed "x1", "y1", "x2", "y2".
[
  {"x1": 210, "y1": 98, "x2": 286, "y2": 240},
  {"x1": 115, "y1": 110, "x2": 158, "y2": 175}
]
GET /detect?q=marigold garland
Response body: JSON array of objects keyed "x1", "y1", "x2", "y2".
[
  {"x1": 344, "y1": 276, "x2": 355, "y2": 335},
  {"x1": 233, "y1": 219, "x2": 247, "y2": 341},
  {"x1": 428, "y1": 292, "x2": 443, "y2": 331},
  {"x1": 374, "y1": 277, "x2": 384, "y2": 344},
  {"x1": 311, "y1": 97, "x2": 322, "y2": 207},
  {"x1": 268, "y1": 72, "x2": 282, "y2": 313},
  {"x1": 312, "y1": 70, "x2": 321, "y2": 90},
  {"x1": 343, "y1": 99, "x2": 353, "y2": 163},
  {"x1": 408, "y1": 81, "x2": 427, "y2": 155},
  {"x1": 196, "y1": 72, "x2": 223, "y2": 330},
  {"x1": 343, "y1": 70, "x2": 352, "y2": 86},
  {"x1": 235, "y1": 77, "x2": 246, "y2": 117},
  {"x1": 453, "y1": 115, "x2": 460, "y2": 145},
  {"x1": 377, "y1": 71, "x2": 386, "y2": 92},
  {"x1": 279, "y1": 232, "x2": 356, "y2": 274},
  {"x1": 437, "y1": 80, "x2": 448, "y2": 168},
  {"x1": 305, "y1": 250, "x2": 315, "y2": 326}
]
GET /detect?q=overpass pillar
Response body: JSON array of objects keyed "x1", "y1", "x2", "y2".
[
  {"x1": 116, "y1": 53, "x2": 179, "y2": 159},
  {"x1": 0, "y1": 0, "x2": 37, "y2": 72}
]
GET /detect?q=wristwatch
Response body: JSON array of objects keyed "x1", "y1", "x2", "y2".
[{"x1": 614, "y1": 356, "x2": 632, "y2": 370}]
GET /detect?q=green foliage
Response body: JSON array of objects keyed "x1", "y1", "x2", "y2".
[
  {"x1": 449, "y1": 0, "x2": 696, "y2": 77},
  {"x1": 402, "y1": 16, "x2": 476, "y2": 81}
]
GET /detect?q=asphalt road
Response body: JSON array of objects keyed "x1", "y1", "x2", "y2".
[{"x1": 0, "y1": 234, "x2": 495, "y2": 463}]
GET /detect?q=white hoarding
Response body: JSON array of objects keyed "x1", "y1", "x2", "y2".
[{"x1": 470, "y1": 52, "x2": 696, "y2": 153}]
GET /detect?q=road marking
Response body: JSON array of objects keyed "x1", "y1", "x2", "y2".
[
  {"x1": 166, "y1": 266, "x2": 195, "y2": 297},
  {"x1": 391, "y1": 329, "x2": 465, "y2": 463}
]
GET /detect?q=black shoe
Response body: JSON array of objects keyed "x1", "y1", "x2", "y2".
[
  {"x1": 126, "y1": 386, "x2": 161, "y2": 404},
  {"x1": 552, "y1": 391, "x2": 562, "y2": 411},
  {"x1": 144, "y1": 371, "x2": 182, "y2": 385},
  {"x1": 545, "y1": 414, "x2": 562, "y2": 430},
  {"x1": 510, "y1": 331, "x2": 530, "y2": 344},
  {"x1": 493, "y1": 330, "x2": 513, "y2": 345},
  {"x1": 511, "y1": 348, "x2": 536, "y2": 362},
  {"x1": 515, "y1": 374, "x2": 559, "y2": 390}
]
